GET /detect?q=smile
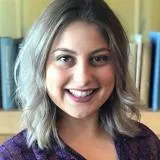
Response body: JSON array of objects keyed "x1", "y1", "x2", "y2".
[
  {"x1": 68, "y1": 89, "x2": 95, "y2": 97},
  {"x1": 65, "y1": 89, "x2": 98, "y2": 103}
]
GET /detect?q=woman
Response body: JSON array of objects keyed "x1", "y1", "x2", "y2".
[{"x1": 0, "y1": 0, "x2": 159, "y2": 159}]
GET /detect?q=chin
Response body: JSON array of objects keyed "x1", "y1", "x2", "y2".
[
  {"x1": 72, "y1": 114, "x2": 88, "y2": 119},
  {"x1": 67, "y1": 111, "x2": 97, "y2": 119}
]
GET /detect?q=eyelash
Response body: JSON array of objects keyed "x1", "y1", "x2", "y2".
[
  {"x1": 90, "y1": 55, "x2": 109, "y2": 66},
  {"x1": 56, "y1": 55, "x2": 110, "y2": 67},
  {"x1": 56, "y1": 55, "x2": 74, "y2": 65}
]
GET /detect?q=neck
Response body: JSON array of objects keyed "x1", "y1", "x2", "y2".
[{"x1": 57, "y1": 112, "x2": 105, "y2": 140}]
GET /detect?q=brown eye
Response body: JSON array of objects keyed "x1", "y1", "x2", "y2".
[
  {"x1": 90, "y1": 55, "x2": 110, "y2": 66},
  {"x1": 57, "y1": 55, "x2": 75, "y2": 66}
]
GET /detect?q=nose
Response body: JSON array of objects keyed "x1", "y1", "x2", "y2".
[{"x1": 72, "y1": 60, "x2": 93, "y2": 87}]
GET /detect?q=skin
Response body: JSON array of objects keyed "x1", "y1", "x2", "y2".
[
  {"x1": 45, "y1": 21, "x2": 117, "y2": 159},
  {"x1": 46, "y1": 21, "x2": 115, "y2": 119}
]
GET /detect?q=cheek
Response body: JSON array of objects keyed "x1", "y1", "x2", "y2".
[
  {"x1": 101, "y1": 67, "x2": 115, "y2": 87},
  {"x1": 45, "y1": 66, "x2": 66, "y2": 92},
  {"x1": 102, "y1": 70, "x2": 115, "y2": 101}
]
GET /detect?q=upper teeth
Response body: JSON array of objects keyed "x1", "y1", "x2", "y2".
[{"x1": 69, "y1": 89, "x2": 94, "y2": 97}]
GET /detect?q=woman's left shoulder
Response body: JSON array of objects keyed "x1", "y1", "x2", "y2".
[
  {"x1": 136, "y1": 121, "x2": 159, "y2": 141},
  {"x1": 137, "y1": 122, "x2": 160, "y2": 158},
  {"x1": 131, "y1": 121, "x2": 160, "y2": 148},
  {"x1": 130, "y1": 122, "x2": 160, "y2": 159},
  {"x1": 116, "y1": 121, "x2": 160, "y2": 160}
]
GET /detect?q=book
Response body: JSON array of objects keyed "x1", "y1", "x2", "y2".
[
  {"x1": 140, "y1": 42, "x2": 152, "y2": 107},
  {"x1": 0, "y1": 38, "x2": 2, "y2": 108},
  {"x1": 0, "y1": 37, "x2": 18, "y2": 110},
  {"x1": 128, "y1": 42, "x2": 137, "y2": 84},
  {"x1": 131, "y1": 34, "x2": 143, "y2": 91},
  {"x1": 149, "y1": 32, "x2": 160, "y2": 111}
]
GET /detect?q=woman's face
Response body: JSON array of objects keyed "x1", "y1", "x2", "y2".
[{"x1": 45, "y1": 21, "x2": 115, "y2": 119}]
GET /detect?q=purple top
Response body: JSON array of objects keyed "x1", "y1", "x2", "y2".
[{"x1": 0, "y1": 122, "x2": 159, "y2": 160}]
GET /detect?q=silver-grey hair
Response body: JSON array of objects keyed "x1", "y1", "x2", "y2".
[{"x1": 14, "y1": 0, "x2": 141, "y2": 149}]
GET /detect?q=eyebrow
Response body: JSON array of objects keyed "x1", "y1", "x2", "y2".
[{"x1": 50, "y1": 48, "x2": 110, "y2": 55}]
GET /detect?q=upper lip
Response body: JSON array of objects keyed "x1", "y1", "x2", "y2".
[{"x1": 65, "y1": 88, "x2": 98, "y2": 91}]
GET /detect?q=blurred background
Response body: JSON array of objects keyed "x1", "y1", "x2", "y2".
[{"x1": 0, "y1": 0, "x2": 160, "y2": 39}]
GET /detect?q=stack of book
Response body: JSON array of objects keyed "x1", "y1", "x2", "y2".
[
  {"x1": 129, "y1": 33, "x2": 160, "y2": 111},
  {"x1": 0, "y1": 37, "x2": 22, "y2": 111}
]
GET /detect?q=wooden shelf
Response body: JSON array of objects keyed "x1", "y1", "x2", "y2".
[
  {"x1": 0, "y1": 111, "x2": 21, "y2": 134},
  {"x1": 141, "y1": 110, "x2": 160, "y2": 136},
  {"x1": 0, "y1": 110, "x2": 159, "y2": 136}
]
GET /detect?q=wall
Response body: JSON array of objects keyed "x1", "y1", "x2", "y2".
[
  {"x1": 0, "y1": 0, "x2": 50, "y2": 38},
  {"x1": 107, "y1": 0, "x2": 160, "y2": 40},
  {"x1": 106, "y1": 0, "x2": 138, "y2": 38},
  {"x1": 147, "y1": 0, "x2": 160, "y2": 31},
  {"x1": 0, "y1": 0, "x2": 21, "y2": 38},
  {"x1": 22, "y1": 0, "x2": 50, "y2": 36},
  {"x1": 139, "y1": 0, "x2": 160, "y2": 40},
  {"x1": 0, "y1": 0, "x2": 160, "y2": 38}
]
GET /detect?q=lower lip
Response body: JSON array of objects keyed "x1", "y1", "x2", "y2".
[{"x1": 66, "y1": 90, "x2": 97, "y2": 103}]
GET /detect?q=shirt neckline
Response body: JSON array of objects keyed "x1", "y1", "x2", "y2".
[{"x1": 52, "y1": 136, "x2": 121, "y2": 160}]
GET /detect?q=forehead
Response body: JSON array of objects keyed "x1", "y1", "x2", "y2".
[{"x1": 51, "y1": 21, "x2": 109, "y2": 52}]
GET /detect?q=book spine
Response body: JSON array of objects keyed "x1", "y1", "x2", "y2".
[
  {"x1": 140, "y1": 42, "x2": 152, "y2": 107},
  {"x1": 0, "y1": 37, "x2": 2, "y2": 108},
  {"x1": 129, "y1": 42, "x2": 137, "y2": 83},
  {"x1": 149, "y1": 32, "x2": 160, "y2": 111},
  {"x1": 0, "y1": 37, "x2": 17, "y2": 110},
  {"x1": 131, "y1": 34, "x2": 143, "y2": 91},
  {"x1": 136, "y1": 35, "x2": 143, "y2": 91}
]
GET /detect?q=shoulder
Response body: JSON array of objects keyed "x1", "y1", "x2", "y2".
[
  {"x1": 0, "y1": 130, "x2": 34, "y2": 160},
  {"x1": 136, "y1": 122, "x2": 160, "y2": 144},
  {"x1": 116, "y1": 121, "x2": 160, "y2": 160},
  {"x1": 136, "y1": 122, "x2": 160, "y2": 159}
]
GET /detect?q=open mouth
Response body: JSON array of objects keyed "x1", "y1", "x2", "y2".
[
  {"x1": 68, "y1": 89, "x2": 96, "y2": 97},
  {"x1": 65, "y1": 89, "x2": 98, "y2": 103}
]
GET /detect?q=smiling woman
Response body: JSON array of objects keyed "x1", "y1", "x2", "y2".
[
  {"x1": 46, "y1": 21, "x2": 115, "y2": 120},
  {"x1": 0, "y1": 0, "x2": 159, "y2": 160}
]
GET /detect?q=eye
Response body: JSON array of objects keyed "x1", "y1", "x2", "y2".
[
  {"x1": 56, "y1": 55, "x2": 75, "y2": 66},
  {"x1": 90, "y1": 55, "x2": 110, "y2": 66}
]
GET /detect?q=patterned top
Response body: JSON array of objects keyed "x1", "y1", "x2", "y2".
[{"x1": 0, "y1": 122, "x2": 159, "y2": 160}]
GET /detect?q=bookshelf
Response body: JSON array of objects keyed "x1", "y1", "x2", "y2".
[{"x1": 0, "y1": 110, "x2": 159, "y2": 144}]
